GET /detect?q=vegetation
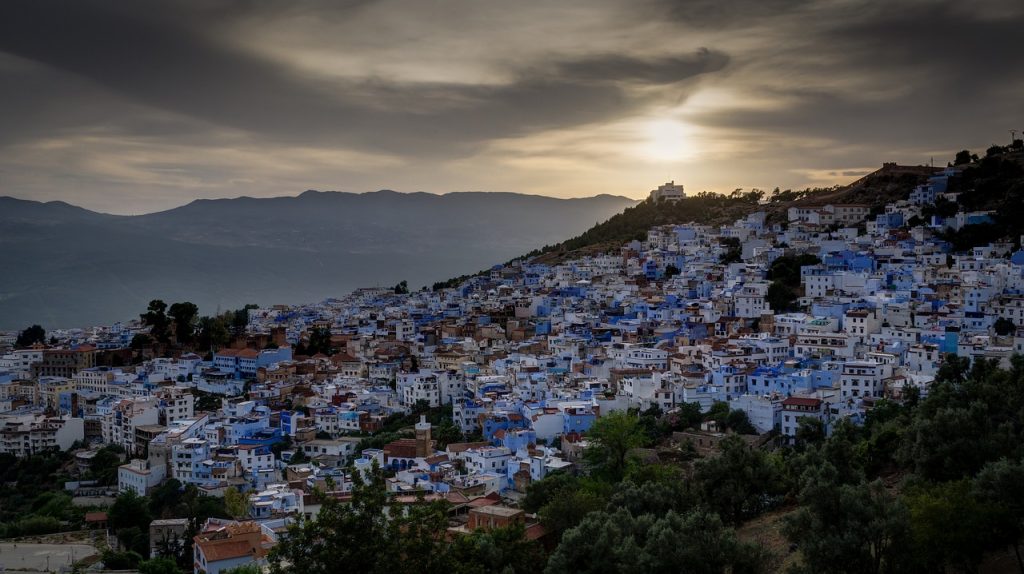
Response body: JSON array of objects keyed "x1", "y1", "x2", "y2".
[
  {"x1": 766, "y1": 253, "x2": 820, "y2": 312},
  {"x1": 269, "y1": 465, "x2": 545, "y2": 574},
  {"x1": 15, "y1": 324, "x2": 46, "y2": 347}
]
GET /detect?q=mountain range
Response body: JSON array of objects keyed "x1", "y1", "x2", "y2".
[{"x1": 0, "y1": 191, "x2": 635, "y2": 329}]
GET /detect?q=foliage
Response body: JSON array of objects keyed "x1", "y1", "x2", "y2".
[
  {"x1": 546, "y1": 507, "x2": 771, "y2": 574},
  {"x1": 582, "y1": 411, "x2": 645, "y2": 482},
  {"x1": 766, "y1": 253, "x2": 821, "y2": 312},
  {"x1": 269, "y1": 462, "x2": 542, "y2": 574},
  {"x1": 15, "y1": 324, "x2": 46, "y2": 347},
  {"x1": 89, "y1": 444, "x2": 125, "y2": 485},
  {"x1": 994, "y1": 316, "x2": 1017, "y2": 336},
  {"x1": 168, "y1": 301, "x2": 199, "y2": 344},
  {"x1": 224, "y1": 486, "x2": 251, "y2": 519},
  {"x1": 785, "y1": 479, "x2": 911, "y2": 574},
  {"x1": 691, "y1": 435, "x2": 786, "y2": 524},
  {"x1": 719, "y1": 237, "x2": 742, "y2": 264},
  {"x1": 302, "y1": 326, "x2": 334, "y2": 356},
  {"x1": 141, "y1": 299, "x2": 171, "y2": 343},
  {"x1": 102, "y1": 549, "x2": 144, "y2": 570},
  {"x1": 138, "y1": 556, "x2": 183, "y2": 574}
]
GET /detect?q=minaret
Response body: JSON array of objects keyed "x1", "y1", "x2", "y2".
[{"x1": 415, "y1": 414, "x2": 432, "y2": 458}]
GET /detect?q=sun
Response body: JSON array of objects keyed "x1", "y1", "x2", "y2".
[{"x1": 636, "y1": 118, "x2": 695, "y2": 163}]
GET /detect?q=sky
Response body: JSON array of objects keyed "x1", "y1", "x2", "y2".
[{"x1": 1, "y1": 0, "x2": 1022, "y2": 215}]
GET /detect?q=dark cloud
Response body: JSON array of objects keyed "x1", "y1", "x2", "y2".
[
  {"x1": 0, "y1": 1, "x2": 724, "y2": 158},
  {"x1": 654, "y1": 0, "x2": 814, "y2": 28},
  {"x1": 0, "y1": 0, "x2": 1019, "y2": 211},
  {"x1": 555, "y1": 50, "x2": 729, "y2": 84},
  {"x1": 689, "y1": 0, "x2": 1024, "y2": 153}
]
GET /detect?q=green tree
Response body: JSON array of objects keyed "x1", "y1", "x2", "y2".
[
  {"x1": 449, "y1": 524, "x2": 546, "y2": 574},
  {"x1": 305, "y1": 327, "x2": 333, "y2": 356},
  {"x1": 546, "y1": 508, "x2": 771, "y2": 574},
  {"x1": 141, "y1": 299, "x2": 171, "y2": 343},
  {"x1": 994, "y1": 316, "x2": 1017, "y2": 336},
  {"x1": 15, "y1": 324, "x2": 46, "y2": 347},
  {"x1": 725, "y1": 409, "x2": 756, "y2": 435},
  {"x1": 692, "y1": 434, "x2": 785, "y2": 524},
  {"x1": 954, "y1": 149, "x2": 974, "y2": 165},
  {"x1": 973, "y1": 458, "x2": 1024, "y2": 571},
  {"x1": 224, "y1": 487, "x2": 250, "y2": 520},
  {"x1": 109, "y1": 490, "x2": 154, "y2": 555},
  {"x1": 89, "y1": 445, "x2": 125, "y2": 485},
  {"x1": 223, "y1": 565, "x2": 263, "y2": 574},
  {"x1": 785, "y1": 479, "x2": 911, "y2": 574},
  {"x1": 138, "y1": 556, "x2": 183, "y2": 574},
  {"x1": 197, "y1": 315, "x2": 231, "y2": 350},
  {"x1": 102, "y1": 549, "x2": 144, "y2": 570},
  {"x1": 168, "y1": 301, "x2": 199, "y2": 345},
  {"x1": 904, "y1": 480, "x2": 992, "y2": 572},
  {"x1": 583, "y1": 411, "x2": 645, "y2": 482}
]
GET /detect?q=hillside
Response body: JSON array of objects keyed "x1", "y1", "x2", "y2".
[
  {"x1": 527, "y1": 155, "x2": 1024, "y2": 265},
  {"x1": 0, "y1": 191, "x2": 635, "y2": 329}
]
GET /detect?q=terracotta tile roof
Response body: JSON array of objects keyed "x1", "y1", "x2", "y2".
[
  {"x1": 782, "y1": 396, "x2": 822, "y2": 407},
  {"x1": 198, "y1": 540, "x2": 257, "y2": 562}
]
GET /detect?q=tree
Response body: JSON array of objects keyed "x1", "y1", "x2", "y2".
[
  {"x1": 305, "y1": 327, "x2": 333, "y2": 356},
  {"x1": 973, "y1": 458, "x2": 1024, "y2": 571},
  {"x1": 954, "y1": 149, "x2": 974, "y2": 165},
  {"x1": 89, "y1": 445, "x2": 125, "y2": 485},
  {"x1": 904, "y1": 480, "x2": 993, "y2": 572},
  {"x1": 582, "y1": 411, "x2": 645, "y2": 482},
  {"x1": 724, "y1": 409, "x2": 756, "y2": 435},
  {"x1": 994, "y1": 316, "x2": 1017, "y2": 336},
  {"x1": 223, "y1": 565, "x2": 263, "y2": 574},
  {"x1": 230, "y1": 304, "x2": 258, "y2": 332},
  {"x1": 269, "y1": 462, "x2": 424, "y2": 574},
  {"x1": 692, "y1": 435, "x2": 785, "y2": 524},
  {"x1": 785, "y1": 479, "x2": 912, "y2": 574},
  {"x1": 767, "y1": 280, "x2": 797, "y2": 312},
  {"x1": 197, "y1": 315, "x2": 231, "y2": 350},
  {"x1": 719, "y1": 237, "x2": 742, "y2": 264},
  {"x1": 666, "y1": 401, "x2": 702, "y2": 432},
  {"x1": 168, "y1": 301, "x2": 199, "y2": 345},
  {"x1": 546, "y1": 508, "x2": 771, "y2": 574},
  {"x1": 141, "y1": 299, "x2": 170, "y2": 343},
  {"x1": 224, "y1": 487, "x2": 250, "y2": 520},
  {"x1": 102, "y1": 549, "x2": 144, "y2": 570},
  {"x1": 394, "y1": 280, "x2": 409, "y2": 294},
  {"x1": 109, "y1": 489, "x2": 154, "y2": 555},
  {"x1": 138, "y1": 556, "x2": 183, "y2": 574},
  {"x1": 15, "y1": 324, "x2": 46, "y2": 347},
  {"x1": 664, "y1": 264, "x2": 681, "y2": 278},
  {"x1": 131, "y1": 333, "x2": 154, "y2": 350},
  {"x1": 449, "y1": 524, "x2": 546, "y2": 574}
]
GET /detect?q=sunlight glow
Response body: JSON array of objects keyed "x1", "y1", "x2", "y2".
[{"x1": 636, "y1": 119, "x2": 696, "y2": 163}]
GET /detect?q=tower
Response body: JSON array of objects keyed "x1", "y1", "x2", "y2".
[{"x1": 415, "y1": 414, "x2": 432, "y2": 458}]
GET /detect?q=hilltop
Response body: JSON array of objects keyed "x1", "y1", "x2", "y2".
[{"x1": 527, "y1": 151, "x2": 1024, "y2": 265}]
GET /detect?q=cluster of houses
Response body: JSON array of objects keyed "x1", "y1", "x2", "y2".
[{"x1": 3, "y1": 169, "x2": 1024, "y2": 572}]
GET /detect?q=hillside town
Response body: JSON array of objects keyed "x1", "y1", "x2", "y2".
[{"x1": 4, "y1": 158, "x2": 1024, "y2": 573}]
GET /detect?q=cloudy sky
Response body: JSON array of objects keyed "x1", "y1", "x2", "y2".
[{"x1": 1, "y1": 0, "x2": 1021, "y2": 214}]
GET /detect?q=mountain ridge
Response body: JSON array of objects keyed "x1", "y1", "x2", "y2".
[{"x1": 0, "y1": 190, "x2": 636, "y2": 329}]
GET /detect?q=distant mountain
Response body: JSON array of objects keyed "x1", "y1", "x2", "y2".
[{"x1": 0, "y1": 191, "x2": 635, "y2": 329}]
